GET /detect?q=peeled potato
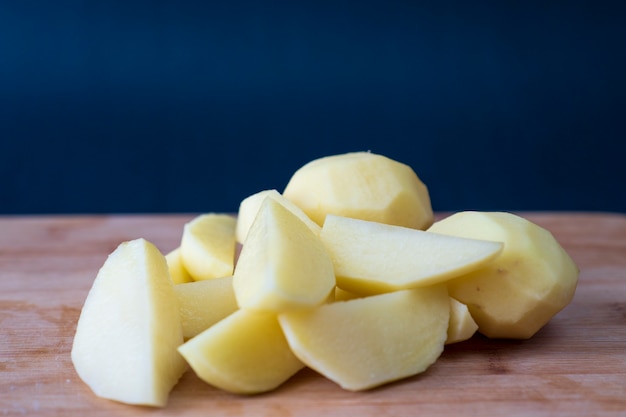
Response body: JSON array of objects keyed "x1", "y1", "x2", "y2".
[
  {"x1": 178, "y1": 309, "x2": 304, "y2": 394},
  {"x1": 180, "y1": 214, "x2": 237, "y2": 281},
  {"x1": 165, "y1": 247, "x2": 193, "y2": 284},
  {"x1": 71, "y1": 239, "x2": 186, "y2": 407},
  {"x1": 428, "y1": 211, "x2": 579, "y2": 339},
  {"x1": 279, "y1": 285, "x2": 450, "y2": 391},
  {"x1": 235, "y1": 189, "x2": 321, "y2": 243},
  {"x1": 174, "y1": 276, "x2": 238, "y2": 340},
  {"x1": 283, "y1": 152, "x2": 433, "y2": 229},
  {"x1": 233, "y1": 197, "x2": 335, "y2": 313},
  {"x1": 321, "y1": 214, "x2": 503, "y2": 295},
  {"x1": 446, "y1": 297, "x2": 479, "y2": 344}
]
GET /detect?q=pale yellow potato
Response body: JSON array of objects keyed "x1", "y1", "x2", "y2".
[
  {"x1": 180, "y1": 213, "x2": 236, "y2": 281},
  {"x1": 165, "y1": 247, "x2": 193, "y2": 284},
  {"x1": 446, "y1": 297, "x2": 479, "y2": 344},
  {"x1": 279, "y1": 285, "x2": 450, "y2": 391},
  {"x1": 178, "y1": 309, "x2": 304, "y2": 394},
  {"x1": 320, "y1": 215, "x2": 503, "y2": 295},
  {"x1": 428, "y1": 211, "x2": 579, "y2": 339},
  {"x1": 174, "y1": 276, "x2": 238, "y2": 340},
  {"x1": 283, "y1": 151, "x2": 433, "y2": 229},
  {"x1": 233, "y1": 198, "x2": 335, "y2": 312},
  {"x1": 235, "y1": 189, "x2": 321, "y2": 243},
  {"x1": 71, "y1": 239, "x2": 186, "y2": 407}
]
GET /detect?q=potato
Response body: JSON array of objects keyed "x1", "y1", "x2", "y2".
[
  {"x1": 320, "y1": 214, "x2": 503, "y2": 295},
  {"x1": 180, "y1": 214, "x2": 237, "y2": 281},
  {"x1": 428, "y1": 211, "x2": 579, "y2": 339},
  {"x1": 283, "y1": 152, "x2": 433, "y2": 229},
  {"x1": 233, "y1": 197, "x2": 335, "y2": 312},
  {"x1": 174, "y1": 276, "x2": 238, "y2": 340},
  {"x1": 446, "y1": 297, "x2": 479, "y2": 344},
  {"x1": 279, "y1": 285, "x2": 450, "y2": 391},
  {"x1": 235, "y1": 189, "x2": 321, "y2": 243},
  {"x1": 71, "y1": 239, "x2": 186, "y2": 407},
  {"x1": 178, "y1": 309, "x2": 304, "y2": 394},
  {"x1": 165, "y1": 247, "x2": 193, "y2": 284}
]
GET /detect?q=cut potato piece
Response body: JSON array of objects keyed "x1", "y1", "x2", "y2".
[
  {"x1": 175, "y1": 276, "x2": 238, "y2": 340},
  {"x1": 283, "y1": 152, "x2": 433, "y2": 229},
  {"x1": 233, "y1": 197, "x2": 335, "y2": 312},
  {"x1": 178, "y1": 309, "x2": 304, "y2": 394},
  {"x1": 428, "y1": 211, "x2": 579, "y2": 339},
  {"x1": 236, "y1": 189, "x2": 321, "y2": 243},
  {"x1": 279, "y1": 285, "x2": 449, "y2": 391},
  {"x1": 446, "y1": 297, "x2": 479, "y2": 344},
  {"x1": 320, "y1": 215, "x2": 503, "y2": 295},
  {"x1": 71, "y1": 239, "x2": 186, "y2": 407},
  {"x1": 165, "y1": 247, "x2": 193, "y2": 284},
  {"x1": 180, "y1": 214, "x2": 236, "y2": 281}
]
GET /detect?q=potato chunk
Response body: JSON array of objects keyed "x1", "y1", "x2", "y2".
[
  {"x1": 446, "y1": 297, "x2": 479, "y2": 344},
  {"x1": 283, "y1": 152, "x2": 433, "y2": 229},
  {"x1": 428, "y1": 211, "x2": 579, "y2": 339},
  {"x1": 233, "y1": 197, "x2": 335, "y2": 312},
  {"x1": 235, "y1": 189, "x2": 321, "y2": 243},
  {"x1": 178, "y1": 309, "x2": 304, "y2": 394},
  {"x1": 279, "y1": 285, "x2": 449, "y2": 391},
  {"x1": 174, "y1": 276, "x2": 238, "y2": 340},
  {"x1": 71, "y1": 239, "x2": 186, "y2": 407},
  {"x1": 320, "y1": 215, "x2": 503, "y2": 295},
  {"x1": 180, "y1": 214, "x2": 236, "y2": 281},
  {"x1": 165, "y1": 247, "x2": 193, "y2": 284}
]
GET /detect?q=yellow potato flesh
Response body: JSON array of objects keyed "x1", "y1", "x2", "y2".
[
  {"x1": 446, "y1": 297, "x2": 479, "y2": 344},
  {"x1": 174, "y1": 276, "x2": 238, "y2": 340},
  {"x1": 279, "y1": 285, "x2": 449, "y2": 391},
  {"x1": 235, "y1": 189, "x2": 321, "y2": 243},
  {"x1": 233, "y1": 197, "x2": 335, "y2": 312},
  {"x1": 180, "y1": 213, "x2": 237, "y2": 281},
  {"x1": 428, "y1": 211, "x2": 579, "y2": 339},
  {"x1": 178, "y1": 309, "x2": 304, "y2": 394},
  {"x1": 165, "y1": 247, "x2": 194, "y2": 284},
  {"x1": 283, "y1": 152, "x2": 433, "y2": 229},
  {"x1": 320, "y1": 215, "x2": 503, "y2": 295},
  {"x1": 71, "y1": 239, "x2": 186, "y2": 407}
]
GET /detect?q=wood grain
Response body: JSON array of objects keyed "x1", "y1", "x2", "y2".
[{"x1": 1, "y1": 212, "x2": 625, "y2": 416}]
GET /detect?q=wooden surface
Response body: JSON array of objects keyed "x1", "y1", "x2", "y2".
[{"x1": 1, "y1": 212, "x2": 625, "y2": 416}]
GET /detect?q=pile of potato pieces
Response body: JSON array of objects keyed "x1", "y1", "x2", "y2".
[{"x1": 71, "y1": 151, "x2": 579, "y2": 407}]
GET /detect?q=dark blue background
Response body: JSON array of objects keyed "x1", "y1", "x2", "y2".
[{"x1": 1, "y1": 1, "x2": 625, "y2": 214}]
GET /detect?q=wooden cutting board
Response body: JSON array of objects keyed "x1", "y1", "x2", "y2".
[{"x1": 1, "y1": 212, "x2": 625, "y2": 416}]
